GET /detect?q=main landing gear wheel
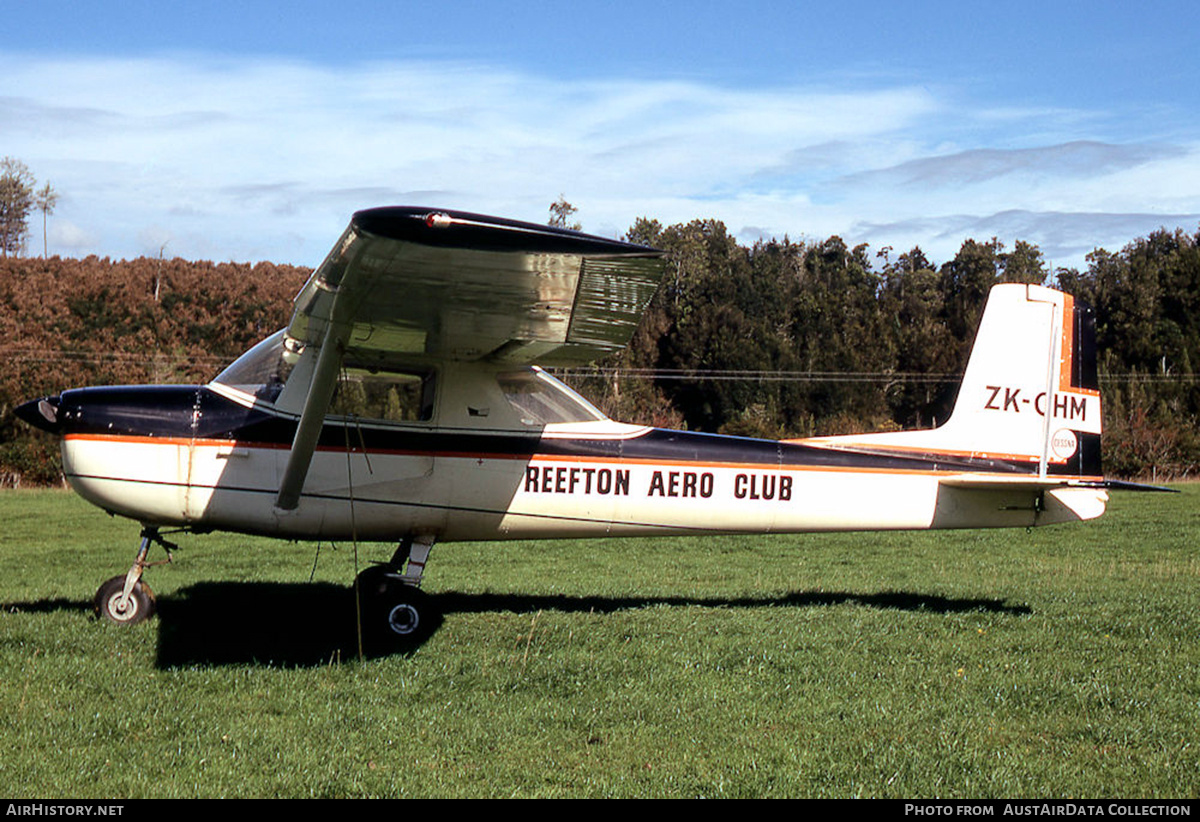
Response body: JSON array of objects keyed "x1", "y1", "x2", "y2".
[
  {"x1": 355, "y1": 567, "x2": 440, "y2": 654},
  {"x1": 94, "y1": 575, "x2": 156, "y2": 625},
  {"x1": 383, "y1": 587, "x2": 430, "y2": 641}
]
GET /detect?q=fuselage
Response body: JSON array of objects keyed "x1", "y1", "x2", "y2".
[{"x1": 28, "y1": 380, "x2": 1104, "y2": 543}]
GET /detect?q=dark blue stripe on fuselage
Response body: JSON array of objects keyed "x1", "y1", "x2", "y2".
[{"x1": 53, "y1": 384, "x2": 1070, "y2": 476}]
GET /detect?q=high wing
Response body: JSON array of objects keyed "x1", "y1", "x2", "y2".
[
  {"x1": 286, "y1": 207, "x2": 666, "y2": 366},
  {"x1": 275, "y1": 206, "x2": 667, "y2": 510}
]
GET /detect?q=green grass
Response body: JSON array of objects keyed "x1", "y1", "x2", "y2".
[{"x1": 1, "y1": 487, "x2": 1198, "y2": 798}]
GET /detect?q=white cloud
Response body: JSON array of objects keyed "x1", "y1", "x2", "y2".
[
  {"x1": 1, "y1": 53, "x2": 1197, "y2": 269},
  {"x1": 48, "y1": 219, "x2": 99, "y2": 255},
  {"x1": 837, "y1": 142, "x2": 1185, "y2": 189}
]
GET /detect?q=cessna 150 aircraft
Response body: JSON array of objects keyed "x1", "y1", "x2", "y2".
[{"x1": 17, "y1": 207, "x2": 1119, "y2": 650}]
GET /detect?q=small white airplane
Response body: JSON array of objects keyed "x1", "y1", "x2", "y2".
[{"x1": 16, "y1": 207, "x2": 1130, "y2": 650}]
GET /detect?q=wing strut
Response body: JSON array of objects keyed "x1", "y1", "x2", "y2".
[{"x1": 275, "y1": 327, "x2": 347, "y2": 511}]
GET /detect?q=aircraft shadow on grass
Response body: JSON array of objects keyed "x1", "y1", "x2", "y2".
[
  {"x1": 1, "y1": 597, "x2": 92, "y2": 616},
  {"x1": 143, "y1": 581, "x2": 1030, "y2": 668},
  {"x1": 2, "y1": 583, "x2": 1031, "y2": 668}
]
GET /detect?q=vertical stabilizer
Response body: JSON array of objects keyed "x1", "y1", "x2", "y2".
[
  {"x1": 801, "y1": 284, "x2": 1102, "y2": 480},
  {"x1": 938, "y1": 284, "x2": 1101, "y2": 477}
]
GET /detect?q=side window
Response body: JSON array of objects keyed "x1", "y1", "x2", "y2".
[
  {"x1": 330, "y1": 368, "x2": 436, "y2": 423},
  {"x1": 497, "y1": 368, "x2": 606, "y2": 426}
]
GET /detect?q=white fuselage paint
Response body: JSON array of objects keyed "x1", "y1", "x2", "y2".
[{"x1": 61, "y1": 425, "x2": 1105, "y2": 544}]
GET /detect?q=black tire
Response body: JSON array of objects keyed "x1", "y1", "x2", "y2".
[
  {"x1": 355, "y1": 569, "x2": 439, "y2": 653},
  {"x1": 94, "y1": 575, "x2": 156, "y2": 625}
]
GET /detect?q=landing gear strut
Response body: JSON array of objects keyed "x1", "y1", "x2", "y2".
[
  {"x1": 94, "y1": 526, "x2": 176, "y2": 625},
  {"x1": 355, "y1": 535, "x2": 441, "y2": 652}
]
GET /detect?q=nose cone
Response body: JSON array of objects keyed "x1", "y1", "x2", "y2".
[{"x1": 15, "y1": 396, "x2": 63, "y2": 434}]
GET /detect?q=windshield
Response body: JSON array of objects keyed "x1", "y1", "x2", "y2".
[
  {"x1": 212, "y1": 329, "x2": 295, "y2": 402},
  {"x1": 497, "y1": 368, "x2": 606, "y2": 426}
]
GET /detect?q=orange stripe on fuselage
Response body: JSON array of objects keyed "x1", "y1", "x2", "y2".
[
  {"x1": 64, "y1": 432, "x2": 1077, "y2": 479},
  {"x1": 782, "y1": 437, "x2": 1063, "y2": 465}
]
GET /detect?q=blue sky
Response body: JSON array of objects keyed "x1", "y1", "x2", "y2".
[{"x1": 4, "y1": 0, "x2": 1199, "y2": 270}]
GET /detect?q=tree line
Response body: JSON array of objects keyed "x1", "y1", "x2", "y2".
[{"x1": 1, "y1": 218, "x2": 1198, "y2": 486}]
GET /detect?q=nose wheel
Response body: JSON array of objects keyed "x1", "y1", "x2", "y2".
[
  {"x1": 94, "y1": 526, "x2": 176, "y2": 625},
  {"x1": 94, "y1": 575, "x2": 156, "y2": 624}
]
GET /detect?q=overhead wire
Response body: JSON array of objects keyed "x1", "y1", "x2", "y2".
[
  {"x1": 4, "y1": 348, "x2": 1198, "y2": 384},
  {"x1": 551, "y1": 367, "x2": 1200, "y2": 385}
]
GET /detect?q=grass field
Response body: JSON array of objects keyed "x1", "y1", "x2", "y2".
[{"x1": 1, "y1": 487, "x2": 1197, "y2": 798}]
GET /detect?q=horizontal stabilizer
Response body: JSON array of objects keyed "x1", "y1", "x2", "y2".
[
  {"x1": 1100, "y1": 479, "x2": 1179, "y2": 493},
  {"x1": 938, "y1": 475, "x2": 1096, "y2": 490}
]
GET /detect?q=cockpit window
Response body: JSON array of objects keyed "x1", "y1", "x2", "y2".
[
  {"x1": 212, "y1": 329, "x2": 295, "y2": 402},
  {"x1": 497, "y1": 368, "x2": 606, "y2": 426}
]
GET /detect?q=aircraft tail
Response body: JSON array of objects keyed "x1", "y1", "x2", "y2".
[
  {"x1": 803, "y1": 283, "x2": 1103, "y2": 481},
  {"x1": 938, "y1": 283, "x2": 1101, "y2": 479}
]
